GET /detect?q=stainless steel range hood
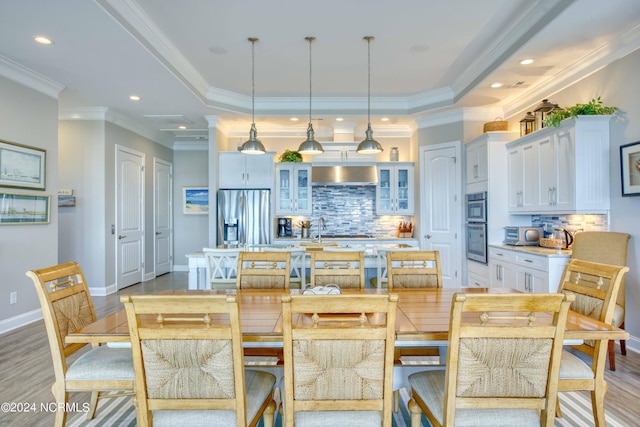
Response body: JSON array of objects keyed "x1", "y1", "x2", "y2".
[{"x1": 311, "y1": 165, "x2": 378, "y2": 186}]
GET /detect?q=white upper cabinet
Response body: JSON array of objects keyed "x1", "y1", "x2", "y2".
[
  {"x1": 218, "y1": 152, "x2": 275, "y2": 189},
  {"x1": 311, "y1": 143, "x2": 376, "y2": 164},
  {"x1": 376, "y1": 163, "x2": 414, "y2": 215},
  {"x1": 506, "y1": 116, "x2": 611, "y2": 214},
  {"x1": 465, "y1": 139, "x2": 488, "y2": 184},
  {"x1": 275, "y1": 163, "x2": 312, "y2": 215}
]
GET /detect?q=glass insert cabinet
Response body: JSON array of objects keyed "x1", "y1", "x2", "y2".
[
  {"x1": 275, "y1": 163, "x2": 312, "y2": 215},
  {"x1": 376, "y1": 163, "x2": 414, "y2": 215}
]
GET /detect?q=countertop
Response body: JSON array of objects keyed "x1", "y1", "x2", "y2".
[{"x1": 489, "y1": 243, "x2": 572, "y2": 258}]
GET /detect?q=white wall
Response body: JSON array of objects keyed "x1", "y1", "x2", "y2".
[{"x1": 0, "y1": 76, "x2": 58, "y2": 329}]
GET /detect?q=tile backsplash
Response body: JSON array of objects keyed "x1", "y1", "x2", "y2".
[
  {"x1": 531, "y1": 214, "x2": 609, "y2": 235},
  {"x1": 289, "y1": 186, "x2": 411, "y2": 237}
]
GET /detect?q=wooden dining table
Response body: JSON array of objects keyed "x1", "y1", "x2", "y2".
[{"x1": 66, "y1": 287, "x2": 629, "y2": 347}]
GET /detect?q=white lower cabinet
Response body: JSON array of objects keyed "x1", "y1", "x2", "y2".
[{"x1": 488, "y1": 246, "x2": 569, "y2": 293}]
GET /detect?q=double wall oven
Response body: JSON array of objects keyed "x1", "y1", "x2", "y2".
[{"x1": 465, "y1": 192, "x2": 487, "y2": 264}]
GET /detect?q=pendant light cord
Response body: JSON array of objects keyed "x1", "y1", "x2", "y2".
[
  {"x1": 365, "y1": 36, "x2": 373, "y2": 124},
  {"x1": 249, "y1": 37, "x2": 257, "y2": 124},
  {"x1": 305, "y1": 36, "x2": 315, "y2": 125}
]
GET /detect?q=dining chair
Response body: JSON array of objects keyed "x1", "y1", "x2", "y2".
[
  {"x1": 262, "y1": 246, "x2": 307, "y2": 289},
  {"x1": 203, "y1": 247, "x2": 240, "y2": 290},
  {"x1": 281, "y1": 293, "x2": 398, "y2": 426},
  {"x1": 309, "y1": 250, "x2": 365, "y2": 289},
  {"x1": 26, "y1": 262, "x2": 135, "y2": 427},
  {"x1": 121, "y1": 294, "x2": 277, "y2": 427},
  {"x1": 236, "y1": 251, "x2": 291, "y2": 289},
  {"x1": 370, "y1": 246, "x2": 419, "y2": 289},
  {"x1": 569, "y1": 231, "x2": 631, "y2": 370},
  {"x1": 386, "y1": 250, "x2": 442, "y2": 290},
  {"x1": 387, "y1": 250, "x2": 443, "y2": 411},
  {"x1": 555, "y1": 258, "x2": 629, "y2": 426},
  {"x1": 407, "y1": 292, "x2": 573, "y2": 427}
]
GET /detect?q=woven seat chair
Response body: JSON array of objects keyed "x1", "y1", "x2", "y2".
[
  {"x1": 121, "y1": 294, "x2": 276, "y2": 427},
  {"x1": 555, "y1": 258, "x2": 629, "y2": 426},
  {"x1": 203, "y1": 247, "x2": 240, "y2": 290},
  {"x1": 309, "y1": 250, "x2": 365, "y2": 289},
  {"x1": 26, "y1": 262, "x2": 135, "y2": 427},
  {"x1": 262, "y1": 246, "x2": 307, "y2": 289},
  {"x1": 236, "y1": 251, "x2": 291, "y2": 289},
  {"x1": 569, "y1": 231, "x2": 630, "y2": 370},
  {"x1": 370, "y1": 246, "x2": 419, "y2": 289},
  {"x1": 387, "y1": 250, "x2": 443, "y2": 412},
  {"x1": 408, "y1": 292, "x2": 573, "y2": 427},
  {"x1": 282, "y1": 293, "x2": 398, "y2": 426}
]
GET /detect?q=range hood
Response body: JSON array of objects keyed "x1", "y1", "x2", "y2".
[{"x1": 312, "y1": 165, "x2": 378, "y2": 186}]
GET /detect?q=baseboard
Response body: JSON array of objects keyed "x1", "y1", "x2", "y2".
[
  {"x1": 173, "y1": 264, "x2": 189, "y2": 272},
  {"x1": 0, "y1": 308, "x2": 42, "y2": 335},
  {"x1": 144, "y1": 272, "x2": 155, "y2": 282},
  {"x1": 621, "y1": 334, "x2": 640, "y2": 354},
  {"x1": 89, "y1": 283, "x2": 117, "y2": 296}
]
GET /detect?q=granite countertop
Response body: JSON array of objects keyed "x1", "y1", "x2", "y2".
[
  {"x1": 273, "y1": 235, "x2": 413, "y2": 241},
  {"x1": 489, "y1": 243, "x2": 571, "y2": 258}
]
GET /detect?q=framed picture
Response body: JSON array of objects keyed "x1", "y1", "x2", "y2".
[
  {"x1": 183, "y1": 187, "x2": 208, "y2": 215},
  {"x1": 620, "y1": 141, "x2": 640, "y2": 196},
  {"x1": 0, "y1": 192, "x2": 50, "y2": 225},
  {"x1": 0, "y1": 139, "x2": 46, "y2": 190},
  {"x1": 58, "y1": 195, "x2": 76, "y2": 207}
]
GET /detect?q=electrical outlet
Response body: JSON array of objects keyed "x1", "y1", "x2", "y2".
[{"x1": 10, "y1": 291, "x2": 17, "y2": 304}]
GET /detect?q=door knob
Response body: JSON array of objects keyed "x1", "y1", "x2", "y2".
[
  {"x1": 425, "y1": 234, "x2": 432, "y2": 239},
  {"x1": 118, "y1": 235, "x2": 127, "y2": 240},
  {"x1": 155, "y1": 231, "x2": 161, "y2": 235}
]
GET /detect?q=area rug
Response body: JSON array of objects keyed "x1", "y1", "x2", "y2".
[{"x1": 67, "y1": 389, "x2": 629, "y2": 427}]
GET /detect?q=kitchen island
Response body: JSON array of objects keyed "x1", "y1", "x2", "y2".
[{"x1": 186, "y1": 237, "x2": 419, "y2": 290}]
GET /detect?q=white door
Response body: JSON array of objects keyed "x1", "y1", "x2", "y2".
[
  {"x1": 154, "y1": 158, "x2": 172, "y2": 276},
  {"x1": 420, "y1": 142, "x2": 462, "y2": 287},
  {"x1": 116, "y1": 146, "x2": 144, "y2": 289}
]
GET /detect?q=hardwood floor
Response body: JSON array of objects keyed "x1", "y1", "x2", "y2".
[{"x1": 1, "y1": 271, "x2": 638, "y2": 426}]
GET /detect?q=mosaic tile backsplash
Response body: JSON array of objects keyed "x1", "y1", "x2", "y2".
[
  {"x1": 532, "y1": 214, "x2": 609, "y2": 236},
  {"x1": 288, "y1": 186, "x2": 411, "y2": 238}
]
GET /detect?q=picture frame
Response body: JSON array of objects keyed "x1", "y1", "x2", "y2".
[
  {"x1": 0, "y1": 139, "x2": 46, "y2": 190},
  {"x1": 0, "y1": 192, "x2": 50, "y2": 225},
  {"x1": 183, "y1": 187, "x2": 208, "y2": 215},
  {"x1": 620, "y1": 141, "x2": 640, "y2": 197}
]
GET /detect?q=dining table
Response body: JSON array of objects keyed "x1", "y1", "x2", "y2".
[{"x1": 66, "y1": 287, "x2": 629, "y2": 346}]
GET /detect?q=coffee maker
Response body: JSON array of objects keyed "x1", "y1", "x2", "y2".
[{"x1": 277, "y1": 217, "x2": 292, "y2": 237}]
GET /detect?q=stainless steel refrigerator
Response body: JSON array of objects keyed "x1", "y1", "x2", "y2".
[{"x1": 217, "y1": 189, "x2": 271, "y2": 246}]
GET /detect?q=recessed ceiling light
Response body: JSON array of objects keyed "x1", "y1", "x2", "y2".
[
  {"x1": 34, "y1": 36, "x2": 53, "y2": 45},
  {"x1": 335, "y1": 117, "x2": 344, "y2": 122},
  {"x1": 381, "y1": 117, "x2": 389, "y2": 122},
  {"x1": 129, "y1": 95, "x2": 141, "y2": 101},
  {"x1": 290, "y1": 117, "x2": 299, "y2": 121},
  {"x1": 178, "y1": 125, "x2": 187, "y2": 130},
  {"x1": 519, "y1": 58, "x2": 534, "y2": 65},
  {"x1": 490, "y1": 82, "x2": 503, "y2": 88}
]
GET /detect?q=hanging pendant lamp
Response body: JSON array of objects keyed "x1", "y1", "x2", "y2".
[
  {"x1": 297, "y1": 36, "x2": 324, "y2": 154},
  {"x1": 357, "y1": 36, "x2": 383, "y2": 154},
  {"x1": 240, "y1": 37, "x2": 266, "y2": 154}
]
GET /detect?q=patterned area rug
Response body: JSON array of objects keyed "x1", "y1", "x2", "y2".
[{"x1": 67, "y1": 389, "x2": 629, "y2": 427}]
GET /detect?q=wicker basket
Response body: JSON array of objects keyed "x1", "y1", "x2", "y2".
[
  {"x1": 483, "y1": 118, "x2": 509, "y2": 132},
  {"x1": 539, "y1": 237, "x2": 564, "y2": 249}
]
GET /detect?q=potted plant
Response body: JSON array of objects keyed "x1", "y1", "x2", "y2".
[
  {"x1": 543, "y1": 96, "x2": 617, "y2": 127},
  {"x1": 279, "y1": 149, "x2": 303, "y2": 162}
]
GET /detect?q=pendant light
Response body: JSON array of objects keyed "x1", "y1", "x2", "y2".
[
  {"x1": 240, "y1": 37, "x2": 266, "y2": 154},
  {"x1": 357, "y1": 36, "x2": 383, "y2": 154},
  {"x1": 297, "y1": 36, "x2": 324, "y2": 154}
]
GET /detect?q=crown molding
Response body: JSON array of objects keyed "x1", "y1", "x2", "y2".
[
  {"x1": 59, "y1": 107, "x2": 174, "y2": 149},
  {"x1": 173, "y1": 140, "x2": 208, "y2": 151},
  {"x1": 415, "y1": 107, "x2": 505, "y2": 129},
  {"x1": 0, "y1": 55, "x2": 65, "y2": 99},
  {"x1": 502, "y1": 23, "x2": 640, "y2": 118}
]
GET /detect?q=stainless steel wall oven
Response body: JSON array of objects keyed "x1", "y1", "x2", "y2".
[{"x1": 465, "y1": 192, "x2": 487, "y2": 264}]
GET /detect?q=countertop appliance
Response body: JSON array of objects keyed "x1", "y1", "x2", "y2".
[
  {"x1": 504, "y1": 226, "x2": 544, "y2": 246},
  {"x1": 465, "y1": 192, "x2": 488, "y2": 264},
  {"x1": 217, "y1": 189, "x2": 270, "y2": 246},
  {"x1": 277, "y1": 217, "x2": 292, "y2": 238}
]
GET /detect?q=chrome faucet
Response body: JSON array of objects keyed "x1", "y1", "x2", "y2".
[{"x1": 317, "y1": 217, "x2": 326, "y2": 242}]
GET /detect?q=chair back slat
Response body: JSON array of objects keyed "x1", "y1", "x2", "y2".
[
  {"x1": 203, "y1": 248, "x2": 240, "y2": 290},
  {"x1": 309, "y1": 251, "x2": 365, "y2": 289},
  {"x1": 387, "y1": 250, "x2": 442, "y2": 289},
  {"x1": 236, "y1": 251, "x2": 291, "y2": 289}
]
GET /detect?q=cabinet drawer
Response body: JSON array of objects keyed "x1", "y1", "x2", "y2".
[
  {"x1": 488, "y1": 247, "x2": 516, "y2": 263},
  {"x1": 468, "y1": 272, "x2": 489, "y2": 288},
  {"x1": 515, "y1": 253, "x2": 547, "y2": 271}
]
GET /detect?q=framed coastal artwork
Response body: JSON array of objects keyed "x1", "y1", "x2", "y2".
[
  {"x1": 0, "y1": 139, "x2": 46, "y2": 190},
  {"x1": 183, "y1": 187, "x2": 208, "y2": 214},
  {"x1": 0, "y1": 192, "x2": 50, "y2": 225},
  {"x1": 620, "y1": 141, "x2": 640, "y2": 196}
]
